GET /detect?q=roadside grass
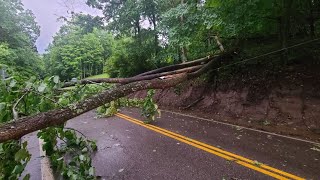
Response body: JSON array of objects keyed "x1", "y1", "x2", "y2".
[
  {"x1": 85, "y1": 73, "x2": 109, "y2": 79},
  {"x1": 62, "y1": 73, "x2": 109, "y2": 90}
]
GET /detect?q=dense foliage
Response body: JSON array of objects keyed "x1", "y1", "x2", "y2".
[
  {"x1": 0, "y1": 1, "x2": 44, "y2": 176},
  {"x1": 97, "y1": 90, "x2": 160, "y2": 123},
  {"x1": 42, "y1": 0, "x2": 320, "y2": 80},
  {"x1": 0, "y1": 0, "x2": 43, "y2": 76},
  {"x1": 0, "y1": 67, "x2": 104, "y2": 179}
]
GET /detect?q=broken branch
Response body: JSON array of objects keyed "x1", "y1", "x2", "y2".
[
  {"x1": 0, "y1": 52, "x2": 233, "y2": 143},
  {"x1": 62, "y1": 64, "x2": 203, "y2": 87}
]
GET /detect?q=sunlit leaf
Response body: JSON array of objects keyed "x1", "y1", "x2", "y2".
[
  {"x1": 9, "y1": 79, "x2": 16, "y2": 87},
  {"x1": 53, "y1": 76, "x2": 60, "y2": 84},
  {"x1": 38, "y1": 83, "x2": 47, "y2": 92}
]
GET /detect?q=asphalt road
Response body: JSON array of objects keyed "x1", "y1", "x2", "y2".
[{"x1": 24, "y1": 108, "x2": 320, "y2": 179}]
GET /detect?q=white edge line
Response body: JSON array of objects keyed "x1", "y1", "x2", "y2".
[
  {"x1": 38, "y1": 135, "x2": 55, "y2": 180},
  {"x1": 161, "y1": 109, "x2": 320, "y2": 146}
]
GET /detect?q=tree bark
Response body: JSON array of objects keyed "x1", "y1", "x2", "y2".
[
  {"x1": 181, "y1": 47, "x2": 188, "y2": 62},
  {"x1": 279, "y1": 0, "x2": 293, "y2": 64},
  {"x1": 152, "y1": 12, "x2": 158, "y2": 54},
  {"x1": 214, "y1": 36, "x2": 224, "y2": 52}
]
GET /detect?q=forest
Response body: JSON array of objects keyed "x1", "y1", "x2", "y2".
[{"x1": 1, "y1": 0, "x2": 320, "y2": 179}]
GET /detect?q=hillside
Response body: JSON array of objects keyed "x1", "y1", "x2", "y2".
[{"x1": 132, "y1": 58, "x2": 320, "y2": 141}]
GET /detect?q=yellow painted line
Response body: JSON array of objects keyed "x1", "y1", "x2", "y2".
[
  {"x1": 116, "y1": 113, "x2": 305, "y2": 180},
  {"x1": 117, "y1": 113, "x2": 303, "y2": 180}
]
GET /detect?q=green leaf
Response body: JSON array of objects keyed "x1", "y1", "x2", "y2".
[
  {"x1": 79, "y1": 154, "x2": 85, "y2": 161},
  {"x1": 25, "y1": 81, "x2": 33, "y2": 89},
  {"x1": 9, "y1": 79, "x2": 16, "y2": 87},
  {"x1": 15, "y1": 148, "x2": 29, "y2": 162},
  {"x1": 12, "y1": 165, "x2": 24, "y2": 174},
  {"x1": 53, "y1": 76, "x2": 60, "y2": 84},
  {"x1": 22, "y1": 141, "x2": 28, "y2": 149},
  {"x1": 81, "y1": 147, "x2": 88, "y2": 153},
  {"x1": 89, "y1": 167, "x2": 95, "y2": 176},
  {"x1": 23, "y1": 174, "x2": 30, "y2": 180},
  {"x1": 38, "y1": 83, "x2": 47, "y2": 92},
  {"x1": 67, "y1": 169, "x2": 74, "y2": 177},
  {"x1": 90, "y1": 141, "x2": 97, "y2": 151},
  {"x1": 0, "y1": 102, "x2": 6, "y2": 111}
]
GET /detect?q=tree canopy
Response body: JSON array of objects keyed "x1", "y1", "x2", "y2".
[{"x1": 0, "y1": 0, "x2": 42, "y2": 76}]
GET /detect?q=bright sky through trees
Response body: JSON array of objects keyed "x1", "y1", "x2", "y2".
[{"x1": 21, "y1": 0, "x2": 101, "y2": 53}]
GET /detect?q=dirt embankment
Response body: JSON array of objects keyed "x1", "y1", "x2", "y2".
[{"x1": 132, "y1": 61, "x2": 320, "y2": 141}]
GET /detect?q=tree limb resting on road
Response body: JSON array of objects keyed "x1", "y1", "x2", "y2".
[{"x1": 0, "y1": 51, "x2": 234, "y2": 143}]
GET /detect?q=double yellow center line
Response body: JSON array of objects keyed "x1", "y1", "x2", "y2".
[{"x1": 116, "y1": 113, "x2": 305, "y2": 180}]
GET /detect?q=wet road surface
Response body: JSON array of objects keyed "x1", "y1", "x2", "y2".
[
  {"x1": 21, "y1": 132, "x2": 41, "y2": 180},
  {"x1": 25, "y1": 108, "x2": 320, "y2": 179}
]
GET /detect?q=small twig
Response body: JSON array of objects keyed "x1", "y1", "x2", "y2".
[
  {"x1": 83, "y1": 79, "x2": 110, "y2": 88},
  {"x1": 182, "y1": 97, "x2": 204, "y2": 110},
  {"x1": 13, "y1": 92, "x2": 29, "y2": 120},
  {"x1": 33, "y1": 91, "x2": 64, "y2": 108},
  {"x1": 58, "y1": 129, "x2": 93, "y2": 152},
  {"x1": 214, "y1": 35, "x2": 225, "y2": 52},
  {"x1": 57, "y1": 135, "x2": 82, "y2": 156},
  {"x1": 64, "y1": 127, "x2": 88, "y2": 139},
  {"x1": 12, "y1": 92, "x2": 29, "y2": 145}
]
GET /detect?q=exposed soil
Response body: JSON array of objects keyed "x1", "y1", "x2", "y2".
[{"x1": 131, "y1": 58, "x2": 320, "y2": 142}]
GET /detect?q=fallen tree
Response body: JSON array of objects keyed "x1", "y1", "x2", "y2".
[
  {"x1": 62, "y1": 64, "x2": 204, "y2": 87},
  {"x1": 0, "y1": 51, "x2": 234, "y2": 143}
]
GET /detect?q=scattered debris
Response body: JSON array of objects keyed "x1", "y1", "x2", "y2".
[
  {"x1": 310, "y1": 147, "x2": 320, "y2": 152},
  {"x1": 253, "y1": 160, "x2": 262, "y2": 167},
  {"x1": 263, "y1": 120, "x2": 271, "y2": 126}
]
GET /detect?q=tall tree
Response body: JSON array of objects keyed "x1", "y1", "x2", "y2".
[{"x1": 0, "y1": 0, "x2": 42, "y2": 76}]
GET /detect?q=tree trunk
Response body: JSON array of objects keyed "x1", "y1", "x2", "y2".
[
  {"x1": 152, "y1": 13, "x2": 158, "y2": 54},
  {"x1": 309, "y1": 0, "x2": 315, "y2": 38},
  {"x1": 214, "y1": 36, "x2": 224, "y2": 52},
  {"x1": 136, "y1": 55, "x2": 213, "y2": 77},
  {"x1": 181, "y1": 47, "x2": 188, "y2": 62},
  {"x1": 135, "y1": 18, "x2": 141, "y2": 43},
  {"x1": 279, "y1": 0, "x2": 293, "y2": 64},
  {"x1": 63, "y1": 64, "x2": 203, "y2": 87},
  {"x1": 180, "y1": 0, "x2": 187, "y2": 62}
]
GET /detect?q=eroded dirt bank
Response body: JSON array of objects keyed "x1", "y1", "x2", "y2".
[{"x1": 131, "y1": 61, "x2": 320, "y2": 141}]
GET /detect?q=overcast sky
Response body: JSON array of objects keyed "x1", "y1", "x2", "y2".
[{"x1": 21, "y1": 0, "x2": 102, "y2": 53}]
